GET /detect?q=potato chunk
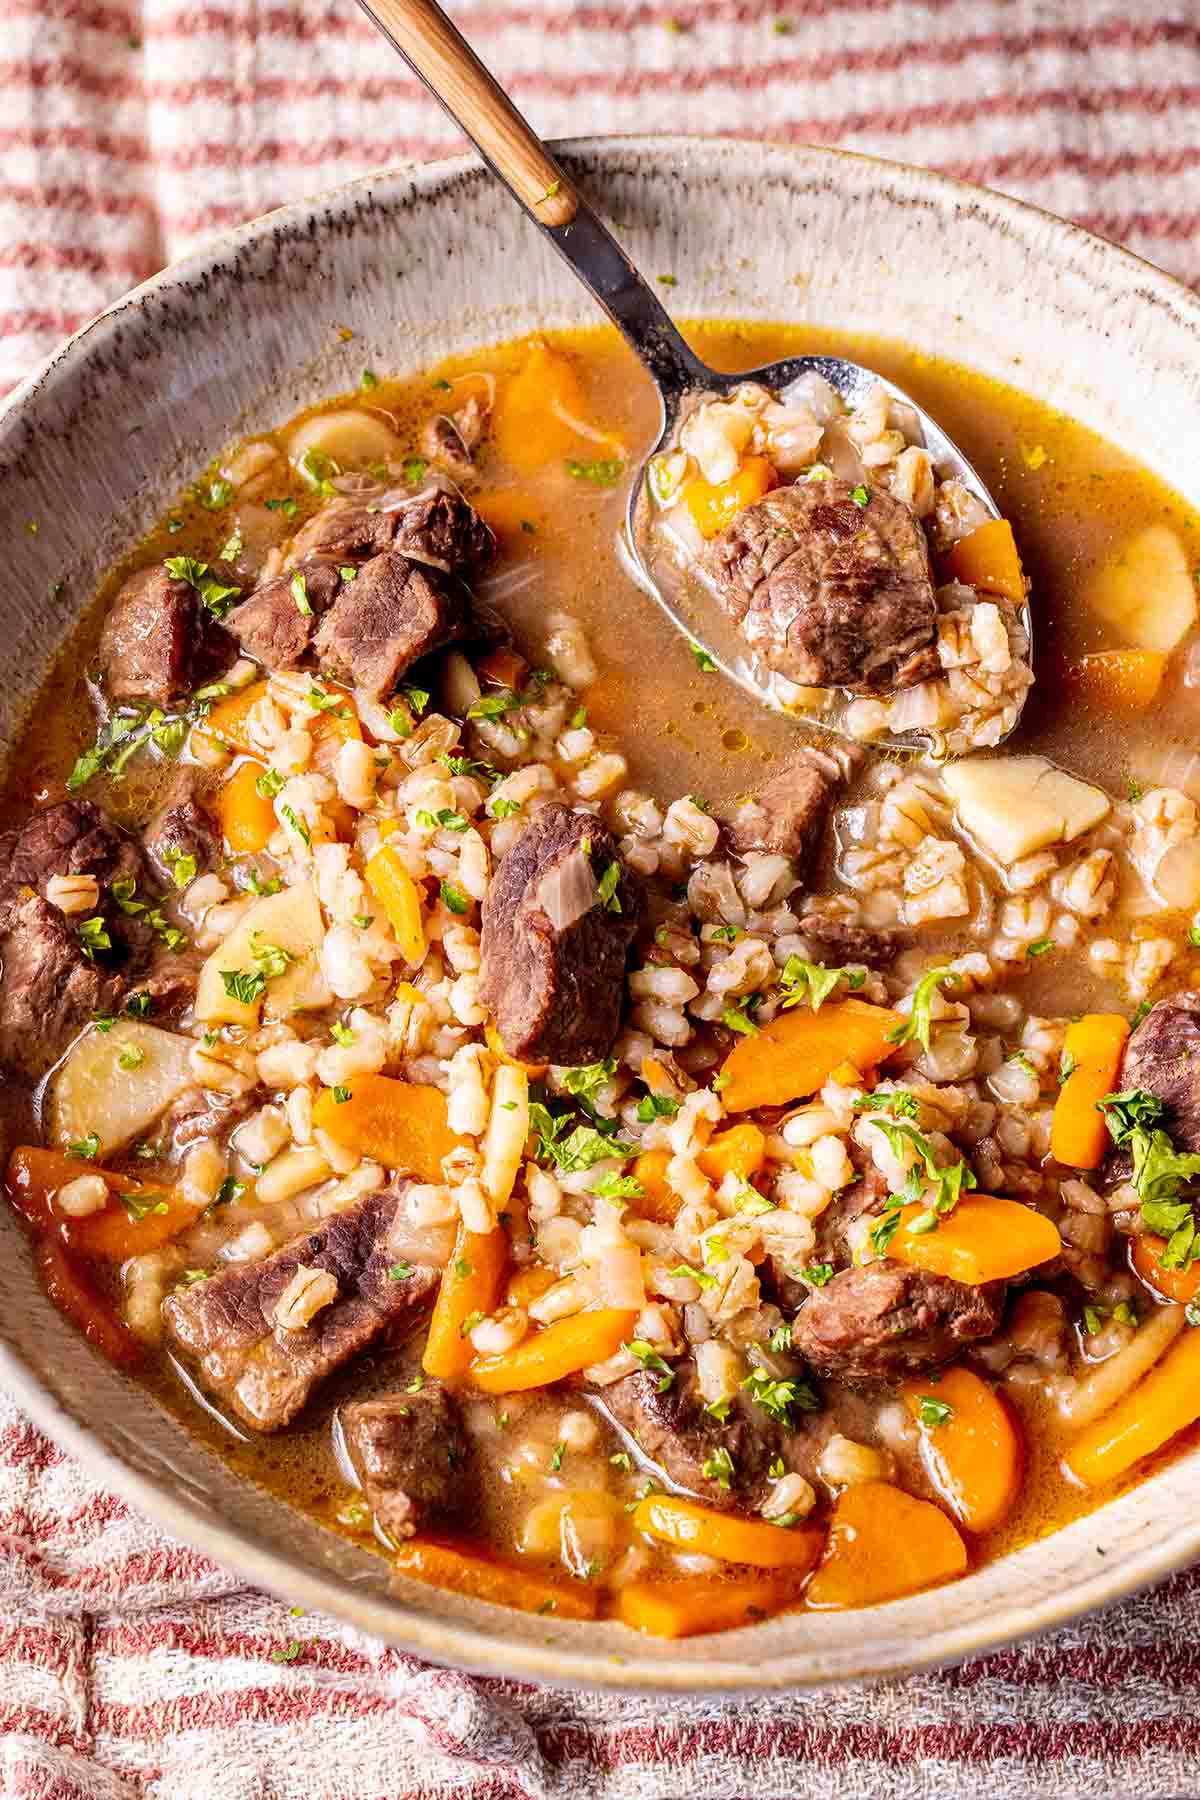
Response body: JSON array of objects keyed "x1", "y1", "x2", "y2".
[
  {"x1": 1085, "y1": 524, "x2": 1197, "y2": 654},
  {"x1": 287, "y1": 409, "x2": 400, "y2": 473},
  {"x1": 49, "y1": 1022, "x2": 196, "y2": 1158},
  {"x1": 943, "y1": 755, "x2": 1110, "y2": 867},
  {"x1": 195, "y1": 881, "x2": 329, "y2": 1027}
]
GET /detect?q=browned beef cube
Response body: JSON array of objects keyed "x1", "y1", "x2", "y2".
[
  {"x1": 721, "y1": 749, "x2": 846, "y2": 873},
  {"x1": 478, "y1": 804, "x2": 642, "y2": 1064},
  {"x1": 292, "y1": 500, "x2": 400, "y2": 563},
  {"x1": 312, "y1": 552, "x2": 470, "y2": 698},
  {"x1": 161, "y1": 1188, "x2": 439, "y2": 1431},
  {"x1": 791, "y1": 1263, "x2": 1005, "y2": 1386},
  {"x1": 597, "y1": 1359, "x2": 815, "y2": 1512},
  {"x1": 144, "y1": 769, "x2": 218, "y2": 887},
  {"x1": 0, "y1": 798, "x2": 141, "y2": 932},
  {"x1": 341, "y1": 1382, "x2": 470, "y2": 1539},
  {"x1": 391, "y1": 491, "x2": 495, "y2": 581},
  {"x1": 99, "y1": 563, "x2": 234, "y2": 706},
  {"x1": 798, "y1": 913, "x2": 901, "y2": 968},
  {"x1": 1113, "y1": 992, "x2": 1200, "y2": 1156},
  {"x1": 0, "y1": 895, "x2": 125, "y2": 1075},
  {"x1": 226, "y1": 558, "x2": 342, "y2": 672},
  {"x1": 712, "y1": 479, "x2": 938, "y2": 692}
]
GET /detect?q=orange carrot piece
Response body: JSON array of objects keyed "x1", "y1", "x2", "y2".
[
  {"x1": 312, "y1": 1074, "x2": 465, "y2": 1182},
  {"x1": 1050, "y1": 1014, "x2": 1131, "y2": 1170},
  {"x1": 33, "y1": 1238, "x2": 144, "y2": 1369},
  {"x1": 720, "y1": 998, "x2": 903, "y2": 1112},
  {"x1": 681, "y1": 457, "x2": 776, "y2": 540},
  {"x1": 617, "y1": 1575, "x2": 798, "y2": 1638},
  {"x1": 491, "y1": 342, "x2": 615, "y2": 474},
  {"x1": 887, "y1": 1194, "x2": 1061, "y2": 1285},
  {"x1": 1069, "y1": 649, "x2": 1167, "y2": 712},
  {"x1": 698, "y1": 1121, "x2": 766, "y2": 1184},
  {"x1": 1130, "y1": 1233, "x2": 1200, "y2": 1306},
  {"x1": 473, "y1": 490, "x2": 551, "y2": 547},
  {"x1": 470, "y1": 1308, "x2": 637, "y2": 1393},
  {"x1": 309, "y1": 700, "x2": 362, "y2": 778},
  {"x1": 422, "y1": 1220, "x2": 509, "y2": 1381},
  {"x1": 945, "y1": 517, "x2": 1026, "y2": 603},
  {"x1": 206, "y1": 680, "x2": 269, "y2": 755},
  {"x1": 1064, "y1": 1323, "x2": 1200, "y2": 1487},
  {"x1": 900, "y1": 1365, "x2": 1024, "y2": 1534},
  {"x1": 505, "y1": 1263, "x2": 560, "y2": 1310},
  {"x1": 6, "y1": 1147, "x2": 189, "y2": 1262},
  {"x1": 393, "y1": 1537, "x2": 597, "y2": 1620},
  {"x1": 216, "y1": 758, "x2": 277, "y2": 854},
  {"x1": 365, "y1": 844, "x2": 426, "y2": 965},
  {"x1": 630, "y1": 1149, "x2": 682, "y2": 1225},
  {"x1": 633, "y1": 1494, "x2": 825, "y2": 1571},
  {"x1": 805, "y1": 1481, "x2": 967, "y2": 1609}
]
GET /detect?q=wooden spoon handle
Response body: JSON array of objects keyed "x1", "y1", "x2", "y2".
[{"x1": 355, "y1": 0, "x2": 577, "y2": 228}]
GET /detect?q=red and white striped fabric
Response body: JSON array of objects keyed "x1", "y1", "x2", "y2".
[{"x1": 4, "y1": 2, "x2": 1200, "y2": 1793}]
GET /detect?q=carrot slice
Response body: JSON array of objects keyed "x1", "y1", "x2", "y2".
[
  {"x1": 422, "y1": 1220, "x2": 508, "y2": 1381},
  {"x1": 720, "y1": 998, "x2": 903, "y2": 1113},
  {"x1": 6, "y1": 1146, "x2": 190, "y2": 1262},
  {"x1": 216, "y1": 757, "x2": 277, "y2": 854},
  {"x1": 365, "y1": 843, "x2": 426, "y2": 965},
  {"x1": 33, "y1": 1238, "x2": 144, "y2": 1369},
  {"x1": 491, "y1": 342, "x2": 617, "y2": 474},
  {"x1": 681, "y1": 457, "x2": 776, "y2": 540},
  {"x1": 900, "y1": 1366, "x2": 1023, "y2": 1533},
  {"x1": 617, "y1": 1575, "x2": 798, "y2": 1638},
  {"x1": 633, "y1": 1494, "x2": 824, "y2": 1571},
  {"x1": 945, "y1": 517, "x2": 1026, "y2": 603},
  {"x1": 805, "y1": 1481, "x2": 967, "y2": 1609},
  {"x1": 887, "y1": 1194, "x2": 1061, "y2": 1285},
  {"x1": 393, "y1": 1538, "x2": 596, "y2": 1620},
  {"x1": 206, "y1": 680, "x2": 269, "y2": 755},
  {"x1": 1130, "y1": 1233, "x2": 1200, "y2": 1305},
  {"x1": 1064, "y1": 1319, "x2": 1200, "y2": 1487},
  {"x1": 470, "y1": 1308, "x2": 637, "y2": 1393},
  {"x1": 630, "y1": 1148, "x2": 682, "y2": 1225},
  {"x1": 1068, "y1": 649, "x2": 1167, "y2": 712},
  {"x1": 1050, "y1": 1014, "x2": 1130, "y2": 1170},
  {"x1": 698, "y1": 1122, "x2": 766, "y2": 1184},
  {"x1": 312, "y1": 1074, "x2": 465, "y2": 1182}
]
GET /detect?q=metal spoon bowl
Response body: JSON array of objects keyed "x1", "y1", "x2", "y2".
[{"x1": 354, "y1": 0, "x2": 1028, "y2": 751}]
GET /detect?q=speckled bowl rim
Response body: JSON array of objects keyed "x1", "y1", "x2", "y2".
[{"x1": 2, "y1": 136, "x2": 1199, "y2": 1693}]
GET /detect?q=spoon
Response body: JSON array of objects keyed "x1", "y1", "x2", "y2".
[{"x1": 354, "y1": 0, "x2": 1026, "y2": 748}]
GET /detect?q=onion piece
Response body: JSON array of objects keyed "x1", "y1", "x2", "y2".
[{"x1": 536, "y1": 849, "x2": 597, "y2": 930}]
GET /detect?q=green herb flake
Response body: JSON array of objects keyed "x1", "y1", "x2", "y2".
[
  {"x1": 851, "y1": 484, "x2": 870, "y2": 507},
  {"x1": 887, "y1": 966, "x2": 960, "y2": 1055},
  {"x1": 117, "y1": 1044, "x2": 145, "y2": 1071},
  {"x1": 627, "y1": 1339, "x2": 675, "y2": 1392},
  {"x1": 690, "y1": 642, "x2": 718, "y2": 673},
  {"x1": 917, "y1": 1396, "x2": 954, "y2": 1428},
  {"x1": 69, "y1": 1133, "x2": 100, "y2": 1161},
  {"x1": 701, "y1": 1446, "x2": 735, "y2": 1490},
  {"x1": 331, "y1": 1085, "x2": 352, "y2": 1105},
  {"x1": 565, "y1": 458, "x2": 624, "y2": 487},
  {"x1": 388, "y1": 1262, "x2": 414, "y2": 1282},
  {"x1": 439, "y1": 880, "x2": 470, "y2": 916}
]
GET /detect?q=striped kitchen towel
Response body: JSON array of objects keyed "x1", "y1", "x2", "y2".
[
  {"x1": 3, "y1": 0, "x2": 1200, "y2": 1794},
  {"x1": 0, "y1": 0, "x2": 1198, "y2": 390}
]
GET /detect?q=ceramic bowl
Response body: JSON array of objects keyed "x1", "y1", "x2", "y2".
[{"x1": 2, "y1": 138, "x2": 1199, "y2": 1692}]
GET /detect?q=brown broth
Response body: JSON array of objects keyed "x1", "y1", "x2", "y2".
[{"x1": 9, "y1": 319, "x2": 1200, "y2": 1621}]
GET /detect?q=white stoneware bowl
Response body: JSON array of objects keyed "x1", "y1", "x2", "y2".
[{"x1": 1, "y1": 138, "x2": 1198, "y2": 1692}]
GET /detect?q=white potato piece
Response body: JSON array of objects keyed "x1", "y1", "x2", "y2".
[
  {"x1": 1085, "y1": 524, "x2": 1197, "y2": 654},
  {"x1": 287, "y1": 410, "x2": 399, "y2": 473},
  {"x1": 195, "y1": 881, "x2": 331, "y2": 1027},
  {"x1": 943, "y1": 755, "x2": 1110, "y2": 867},
  {"x1": 49, "y1": 1022, "x2": 196, "y2": 1158}
]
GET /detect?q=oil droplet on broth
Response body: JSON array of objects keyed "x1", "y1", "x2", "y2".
[{"x1": 722, "y1": 727, "x2": 749, "y2": 751}]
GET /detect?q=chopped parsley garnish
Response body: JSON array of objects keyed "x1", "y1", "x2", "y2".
[
  {"x1": 163, "y1": 847, "x2": 196, "y2": 888},
  {"x1": 215, "y1": 1177, "x2": 246, "y2": 1208},
  {"x1": 330, "y1": 1021, "x2": 355, "y2": 1047},
  {"x1": 1100, "y1": 1087, "x2": 1200, "y2": 1267},
  {"x1": 280, "y1": 804, "x2": 310, "y2": 846},
  {"x1": 1026, "y1": 937, "x2": 1055, "y2": 958},
  {"x1": 711, "y1": 924, "x2": 740, "y2": 942},
  {"x1": 917, "y1": 1396, "x2": 954, "y2": 1428},
  {"x1": 122, "y1": 1190, "x2": 169, "y2": 1222},
  {"x1": 690, "y1": 642, "x2": 718, "y2": 673},
  {"x1": 565, "y1": 458, "x2": 624, "y2": 487},
  {"x1": 610, "y1": 1451, "x2": 633, "y2": 1471},
  {"x1": 778, "y1": 954, "x2": 865, "y2": 1012},
  {"x1": 887, "y1": 966, "x2": 959, "y2": 1055},
  {"x1": 256, "y1": 767, "x2": 285, "y2": 799},
  {"x1": 220, "y1": 527, "x2": 243, "y2": 562},
  {"x1": 68, "y1": 1133, "x2": 100, "y2": 1161},
  {"x1": 1188, "y1": 927, "x2": 1200, "y2": 949},
  {"x1": 802, "y1": 1262, "x2": 834, "y2": 1287},
  {"x1": 595, "y1": 862, "x2": 622, "y2": 913},
  {"x1": 722, "y1": 996, "x2": 760, "y2": 1036},
  {"x1": 360, "y1": 368, "x2": 379, "y2": 390},
  {"x1": 439, "y1": 880, "x2": 470, "y2": 915},
  {"x1": 701, "y1": 1446, "x2": 735, "y2": 1490},
  {"x1": 246, "y1": 868, "x2": 282, "y2": 897},
  {"x1": 77, "y1": 916, "x2": 112, "y2": 960},
  {"x1": 388, "y1": 1262, "x2": 414, "y2": 1282},
  {"x1": 854, "y1": 1089, "x2": 920, "y2": 1118},
  {"x1": 221, "y1": 967, "x2": 266, "y2": 1005},
  {"x1": 561, "y1": 1058, "x2": 617, "y2": 1103},
  {"x1": 635, "y1": 1091, "x2": 679, "y2": 1123},
  {"x1": 416, "y1": 807, "x2": 469, "y2": 833},
  {"x1": 117, "y1": 1044, "x2": 145, "y2": 1071},
  {"x1": 124, "y1": 990, "x2": 153, "y2": 1018},
  {"x1": 291, "y1": 571, "x2": 313, "y2": 616},
  {"x1": 742, "y1": 1364, "x2": 819, "y2": 1425},
  {"x1": 402, "y1": 455, "x2": 429, "y2": 484},
  {"x1": 270, "y1": 1641, "x2": 303, "y2": 1664},
  {"x1": 331, "y1": 1085, "x2": 352, "y2": 1105},
  {"x1": 851, "y1": 483, "x2": 870, "y2": 507},
  {"x1": 668, "y1": 1261, "x2": 718, "y2": 1291},
  {"x1": 164, "y1": 555, "x2": 241, "y2": 618},
  {"x1": 863, "y1": 1106, "x2": 976, "y2": 1252},
  {"x1": 550, "y1": 1441, "x2": 566, "y2": 1472},
  {"x1": 459, "y1": 1308, "x2": 485, "y2": 1339},
  {"x1": 529, "y1": 1102, "x2": 633, "y2": 1173},
  {"x1": 264, "y1": 496, "x2": 299, "y2": 519},
  {"x1": 627, "y1": 1340, "x2": 675, "y2": 1392},
  {"x1": 768, "y1": 1324, "x2": 792, "y2": 1354},
  {"x1": 194, "y1": 477, "x2": 233, "y2": 511}
]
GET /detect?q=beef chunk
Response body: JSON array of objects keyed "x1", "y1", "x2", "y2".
[
  {"x1": 597, "y1": 1362, "x2": 814, "y2": 1511},
  {"x1": 798, "y1": 913, "x2": 901, "y2": 968},
  {"x1": 0, "y1": 897, "x2": 125, "y2": 1075},
  {"x1": 226, "y1": 557, "x2": 342, "y2": 671},
  {"x1": 811, "y1": 1163, "x2": 889, "y2": 1267},
  {"x1": 721, "y1": 749, "x2": 843, "y2": 872},
  {"x1": 144, "y1": 771, "x2": 218, "y2": 887},
  {"x1": 161, "y1": 1188, "x2": 438, "y2": 1431},
  {"x1": 712, "y1": 479, "x2": 939, "y2": 692},
  {"x1": 99, "y1": 563, "x2": 234, "y2": 706},
  {"x1": 341, "y1": 1382, "x2": 469, "y2": 1539},
  {"x1": 293, "y1": 499, "x2": 400, "y2": 563},
  {"x1": 1114, "y1": 991, "x2": 1200, "y2": 1155},
  {"x1": 0, "y1": 798, "x2": 141, "y2": 933},
  {"x1": 420, "y1": 395, "x2": 488, "y2": 483},
  {"x1": 313, "y1": 553, "x2": 469, "y2": 699},
  {"x1": 791, "y1": 1263, "x2": 1005, "y2": 1385},
  {"x1": 478, "y1": 804, "x2": 642, "y2": 1063},
  {"x1": 392, "y1": 490, "x2": 494, "y2": 581}
]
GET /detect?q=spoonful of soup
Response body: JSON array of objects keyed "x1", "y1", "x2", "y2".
[{"x1": 354, "y1": 0, "x2": 1033, "y2": 754}]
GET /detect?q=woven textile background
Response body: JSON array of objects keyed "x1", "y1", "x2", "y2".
[{"x1": 2, "y1": 1, "x2": 1200, "y2": 1795}]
